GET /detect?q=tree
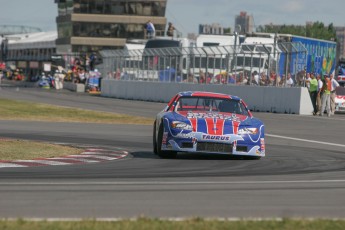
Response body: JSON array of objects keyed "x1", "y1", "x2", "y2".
[{"x1": 256, "y1": 22, "x2": 336, "y2": 41}]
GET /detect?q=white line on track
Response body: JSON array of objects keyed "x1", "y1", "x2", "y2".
[
  {"x1": 0, "y1": 180, "x2": 345, "y2": 186},
  {"x1": 266, "y1": 134, "x2": 345, "y2": 148}
]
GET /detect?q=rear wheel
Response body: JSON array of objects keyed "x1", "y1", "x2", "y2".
[{"x1": 157, "y1": 123, "x2": 177, "y2": 159}]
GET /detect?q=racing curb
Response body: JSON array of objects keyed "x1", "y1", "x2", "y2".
[{"x1": 0, "y1": 148, "x2": 129, "y2": 168}]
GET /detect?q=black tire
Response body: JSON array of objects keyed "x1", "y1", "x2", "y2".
[
  {"x1": 243, "y1": 156, "x2": 261, "y2": 160},
  {"x1": 157, "y1": 122, "x2": 177, "y2": 159},
  {"x1": 153, "y1": 121, "x2": 158, "y2": 155}
]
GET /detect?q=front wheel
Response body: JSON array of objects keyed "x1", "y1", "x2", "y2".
[{"x1": 157, "y1": 123, "x2": 177, "y2": 159}]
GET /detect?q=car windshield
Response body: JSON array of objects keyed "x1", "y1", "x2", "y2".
[{"x1": 175, "y1": 97, "x2": 249, "y2": 116}]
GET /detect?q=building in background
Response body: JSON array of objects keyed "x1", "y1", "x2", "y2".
[
  {"x1": 199, "y1": 23, "x2": 224, "y2": 35},
  {"x1": 234, "y1": 11, "x2": 254, "y2": 35},
  {"x1": 0, "y1": 26, "x2": 57, "y2": 79},
  {"x1": 54, "y1": 0, "x2": 167, "y2": 53}
]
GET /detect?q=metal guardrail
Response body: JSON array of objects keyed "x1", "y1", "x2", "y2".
[{"x1": 100, "y1": 42, "x2": 307, "y2": 87}]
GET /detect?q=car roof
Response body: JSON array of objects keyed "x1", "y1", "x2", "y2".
[{"x1": 177, "y1": 91, "x2": 241, "y2": 101}]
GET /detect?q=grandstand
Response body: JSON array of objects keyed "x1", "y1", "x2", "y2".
[{"x1": 0, "y1": 25, "x2": 42, "y2": 36}]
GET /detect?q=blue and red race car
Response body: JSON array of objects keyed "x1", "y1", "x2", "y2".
[{"x1": 153, "y1": 91, "x2": 265, "y2": 159}]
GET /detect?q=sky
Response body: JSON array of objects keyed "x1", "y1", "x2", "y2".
[{"x1": 0, "y1": 0, "x2": 344, "y2": 36}]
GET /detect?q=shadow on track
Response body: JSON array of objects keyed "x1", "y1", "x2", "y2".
[{"x1": 130, "y1": 151, "x2": 260, "y2": 160}]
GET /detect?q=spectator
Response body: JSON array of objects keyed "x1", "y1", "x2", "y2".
[
  {"x1": 199, "y1": 70, "x2": 211, "y2": 84},
  {"x1": 237, "y1": 72, "x2": 244, "y2": 85},
  {"x1": 55, "y1": 70, "x2": 65, "y2": 90},
  {"x1": 115, "y1": 68, "x2": 121, "y2": 80},
  {"x1": 252, "y1": 71, "x2": 260, "y2": 85},
  {"x1": 320, "y1": 75, "x2": 331, "y2": 117},
  {"x1": 210, "y1": 73, "x2": 223, "y2": 84},
  {"x1": 305, "y1": 72, "x2": 311, "y2": 91},
  {"x1": 296, "y1": 69, "x2": 306, "y2": 86},
  {"x1": 309, "y1": 73, "x2": 318, "y2": 115},
  {"x1": 89, "y1": 52, "x2": 97, "y2": 71},
  {"x1": 184, "y1": 72, "x2": 198, "y2": 83},
  {"x1": 77, "y1": 68, "x2": 86, "y2": 84},
  {"x1": 260, "y1": 72, "x2": 268, "y2": 86},
  {"x1": 107, "y1": 71, "x2": 113, "y2": 79},
  {"x1": 228, "y1": 74, "x2": 236, "y2": 84},
  {"x1": 166, "y1": 22, "x2": 175, "y2": 37},
  {"x1": 285, "y1": 73, "x2": 294, "y2": 87},
  {"x1": 329, "y1": 73, "x2": 340, "y2": 115},
  {"x1": 145, "y1": 20, "x2": 155, "y2": 39},
  {"x1": 85, "y1": 56, "x2": 91, "y2": 72},
  {"x1": 269, "y1": 71, "x2": 277, "y2": 86},
  {"x1": 316, "y1": 74, "x2": 323, "y2": 115}
]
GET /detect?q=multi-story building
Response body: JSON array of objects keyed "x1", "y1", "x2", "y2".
[
  {"x1": 234, "y1": 11, "x2": 254, "y2": 35},
  {"x1": 54, "y1": 0, "x2": 167, "y2": 53},
  {"x1": 199, "y1": 23, "x2": 224, "y2": 35}
]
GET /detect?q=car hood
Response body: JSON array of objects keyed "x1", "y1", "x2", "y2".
[{"x1": 169, "y1": 111, "x2": 262, "y2": 135}]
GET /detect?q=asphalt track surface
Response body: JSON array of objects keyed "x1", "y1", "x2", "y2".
[{"x1": 0, "y1": 86, "x2": 345, "y2": 219}]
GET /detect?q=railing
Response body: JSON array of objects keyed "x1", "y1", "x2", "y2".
[{"x1": 99, "y1": 42, "x2": 308, "y2": 87}]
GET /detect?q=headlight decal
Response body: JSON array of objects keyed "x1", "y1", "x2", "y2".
[
  {"x1": 238, "y1": 127, "x2": 259, "y2": 135},
  {"x1": 170, "y1": 121, "x2": 193, "y2": 131},
  {"x1": 238, "y1": 125, "x2": 264, "y2": 143}
]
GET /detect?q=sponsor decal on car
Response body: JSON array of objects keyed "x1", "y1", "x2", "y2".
[
  {"x1": 202, "y1": 134, "x2": 231, "y2": 141},
  {"x1": 186, "y1": 112, "x2": 243, "y2": 121},
  {"x1": 176, "y1": 133, "x2": 195, "y2": 139},
  {"x1": 260, "y1": 138, "x2": 265, "y2": 154},
  {"x1": 162, "y1": 132, "x2": 168, "y2": 145}
]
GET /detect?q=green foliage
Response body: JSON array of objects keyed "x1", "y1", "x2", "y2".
[
  {"x1": 0, "y1": 219, "x2": 345, "y2": 230},
  {"x1": 223, "y1": 27, "x2": 232, "y2": 34},
  {"x1": 0, "y1": 98, "x2": 153, "y2": 125},
  {"x1": 256, "y1": 21, "x2": 336, "y2": 41}
]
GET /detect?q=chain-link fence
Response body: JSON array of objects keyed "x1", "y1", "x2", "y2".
[{"x1": 99, "y1": 42, "x2": 307, "y2": 87}]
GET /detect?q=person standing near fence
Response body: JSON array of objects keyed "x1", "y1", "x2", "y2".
[
  {"x1": 320, "y1": 75, "x2": 331, "y2": 117},
  {"x1": 329, "y1": 73, "x2": 340, "y2": 115},
  {"x1": 316, "y1": 74, "x2": 323, "y2": 115},
  {"x1": 309, "y1": 73, "x2": 318, "y2": 115},
  {"x1": 145, "y1": 20, "x2": 155, "y2": 39},
  {"x1": 285, "y1": 73, "x2": 294, "y2": 87},
  {"x1": 166, "y1": 22, "x2": 175, "y2": 37},
  {"x1": 305, "y1": 72, "x2": 311, "y2": 90}
]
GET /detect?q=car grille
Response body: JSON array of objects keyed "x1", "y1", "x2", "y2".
[
  {"x1": 236, "y1": 145, "x2": 248, "y2": 152},
  {"x1": 197, "y1": 142, "x2": 232, "y2": 153},
  {"x1": 181, "y1": 142, "x2": 193, "y2": 148}
]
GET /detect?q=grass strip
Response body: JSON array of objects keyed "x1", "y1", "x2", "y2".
[
  {"x1": 0, "y1": 218, "x2": 344, "y2": 230},
  {"x1": 0, "y1": 98, "x2": 153, "y2": 125},
  {"x1": 0, "y1": 139, "x2": 83, "y2": 160}
]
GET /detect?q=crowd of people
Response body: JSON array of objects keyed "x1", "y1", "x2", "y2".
[
  {"x1": 163, "y1": 69, "x2": 299, "y2": 87},
  {"x1": 145, "y1": 20, "x2": 176, "y2": 38},
  {"x1": 34, "y1": 55, "x2": 102, "y2": 91},
  {"x1": 306, "y1": 72, "x2": 340, "y2": 117}
]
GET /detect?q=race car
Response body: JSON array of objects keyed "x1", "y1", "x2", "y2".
[
  {"x1": 335, "y1": 87, "x2": 345, "y2": 112},
  {"x1": 153, "y1": 91, "x2": 265, "y2": 159}
]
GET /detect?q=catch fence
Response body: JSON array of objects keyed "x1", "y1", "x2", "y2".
[{"x1": 100, "y1": 42, "x2": 307, "y2": 87}]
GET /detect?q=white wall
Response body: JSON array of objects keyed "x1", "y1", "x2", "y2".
[{"x1": 101, "y1": 80, "x2": 313, "y2": 115}]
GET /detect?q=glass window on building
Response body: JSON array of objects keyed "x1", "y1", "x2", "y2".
[
  {"x1": 58, "y1": 23, "x2": 72, "y2": 38},
  {"x1": 79, "y1": 0, "x2": 89, "y2": 13},
  {"x1": 71, "y1": 22, "x2": 149, "y2": 39},
  {"x1": 111, "y1": 1, "x2": 125, "y2": 14},
  {"x1": 70, "y1": 0, "x2": 166, "y2": 16},
  {"x1": 58, "y1": 0, "x2": 74, "y2": 16}
]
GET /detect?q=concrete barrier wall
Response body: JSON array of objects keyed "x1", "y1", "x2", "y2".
[
  {"x1": 101, "y1": 80, "x2": 314, "y2": 115},
  {"x1": 63, "y1": 82, "x2": 85, "y2": 93}
]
